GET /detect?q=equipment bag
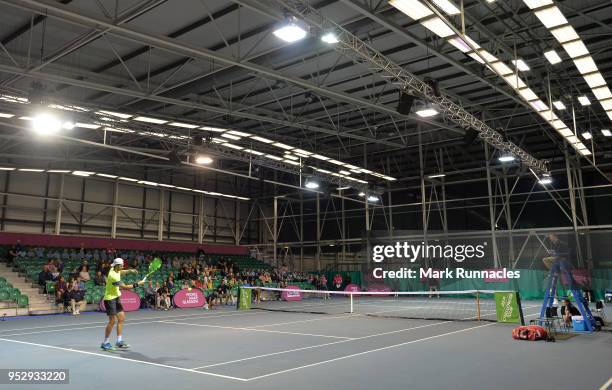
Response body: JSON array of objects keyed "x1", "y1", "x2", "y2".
[{"x1": 512, "y1": 325, "x2": 548, "y2": 341}]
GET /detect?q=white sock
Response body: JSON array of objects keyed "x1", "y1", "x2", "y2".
[
  {"x1": 117, "y1": 335, "x2": 123, "y2": 342},
  {"x1": 104, "y1": 337, "x2": 110, "y2": 344}
]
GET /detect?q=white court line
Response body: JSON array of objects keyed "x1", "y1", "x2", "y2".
[
  {"x1": 249, "y1": 306, "x2": 423, "y2": 328},
  {"x1": 192, "y1": 311, "x2": 542, "y2": 370},
  {"x1": 159, "y1": 320, "x2": 353, "y2": 340},
  {"x1": 0, "y1": 310, "x2": 267, "y2": 337},
  {"x1": 245, "y1": 322, "x2": 496, "y2": 381},
  {"x1": 191, "y1": 320, "x2": 451, "y2": 370},
  {"x1": 0, "y1": 337, "x2": 248, "y2": 382},
  {"x1": 0, "y1": 309, "x2": 262, "y2": 334},
  {"x1": 599, "y1": 377, "x2": 612, "y2": 390},
  {"x1": 0, "y1": 297, "x2": 355, "y2": 334}
]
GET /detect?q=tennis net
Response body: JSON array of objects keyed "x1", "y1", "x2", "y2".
[{"x1": 239, "y1": 287, "x2": 525, "y2": 323}]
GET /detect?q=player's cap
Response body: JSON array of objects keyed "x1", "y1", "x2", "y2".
[{"x1": 111, "y1": 258, "x2": 124, "y2": 267}]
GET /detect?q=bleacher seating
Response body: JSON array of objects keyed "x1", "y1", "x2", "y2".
[{"x1": 6, "y1": 247, "x2": 286, "y2": 309}]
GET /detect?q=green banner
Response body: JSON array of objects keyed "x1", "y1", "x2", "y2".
[
  {"x1": 494, "y1": 291, "x2": 521, "y2": 323},
  {"x1": 237, "y1": 288, "x2": 252, "y2": 310}
]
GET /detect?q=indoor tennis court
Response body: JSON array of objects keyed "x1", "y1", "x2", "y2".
[
  {"x1": 1, "y1": 0, "x2": 612, "y2": 389},
  {"x1": 1, "y1": 302, "x2": 610, "y2": 390}
]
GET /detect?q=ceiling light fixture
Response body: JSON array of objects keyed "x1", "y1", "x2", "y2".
[
  {"x1": 321, "y1": 32, "x2": 339, "y2": 44},
  {"x1": 273, "y1": 17, "x2": 308, "y2": 43},
  {"x1": 544, "y1": 50, "x2": 562, "y2": 65},
  {"x1": 552, "y1": 100, "x2": 566, "y2": 110},
  {"x1": 578, "y1": 95, "x2": 591, "y2": 106},
  {"x1": 195, "y1": 155, "x2": 213, "y2": 164}
]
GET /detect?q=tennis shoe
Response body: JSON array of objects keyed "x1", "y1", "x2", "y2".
[
  {"x1": 100, "y1": 342, "x2": 114, "y2": 351},
  {"x1": 115, "y1": 341, "x2": 130, "y2": 349}
]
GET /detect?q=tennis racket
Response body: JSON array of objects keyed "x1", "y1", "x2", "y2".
[{"x1": 141, "y1": 257, "x2": 162, "y2": 282}]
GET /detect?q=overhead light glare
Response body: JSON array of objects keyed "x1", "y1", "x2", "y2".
[
  {"x1": 32, "y1": 113, "x2": 61, "y2": 135},
  {"x1": 169, "y1": 122, "x2": 198, "y2": 129},
  {"x1": 273, "y1": 19, "x2": 307, "y2": 43},
  {"x1": 72, "y1": 171, "x2": 94, "y2": 177},
  {"x1": 133, "y1": 116, "x2": 167, "y2": 124},
  {"x1": 389, "y1": 0, "x2": 433, "y2": 20},
  {"x1": 321, "y1": 32, "x2": 339, "y2": 44},
  {"x1": 195, "y1": 155, "x2": 213, "y2": 164}
]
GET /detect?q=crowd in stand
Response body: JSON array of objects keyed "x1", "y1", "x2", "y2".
[{"x1": 7, "y1": 243, "x2": 344, "y2": 314}]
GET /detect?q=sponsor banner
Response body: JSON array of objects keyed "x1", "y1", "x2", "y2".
[
  {"x1": 99, "y1": 290, "x2": 140, "y2": 312},
  {"x1": 344, "y1": 284, "x2": 360, "y2": 293},
  {"x1": 494, "y1": 291, "x2": 521, "y2": 323},
  {"x1": 484, "y1": 269, "x2": 510, "y2": 283},
  {"x1": 367, "y1": 283, "x2": 392, "y2": 296},
  {"x1": 281, "y1": 285, "x2": 303, "y2": 301},
  {"x1": 237, "y1": 288, "x2": 252, "y2": 310},
  {"x1": 173, "y1": 288, "x2": 205, "y2": 308}
]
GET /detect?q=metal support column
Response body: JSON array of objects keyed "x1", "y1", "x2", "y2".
[
  {"x1": 503, "y1": 173, "x2": 515, "y2": 268},
  {"x1": 576, "y1": 161, "x2": 593, "y2": 268},
  {"x1": 564, "y1": 149, "x2": 583, "y2": 267},
  {"x1": 198, "y1": 195, "x2": 204, "y2": 244},
  {"x1": 55, "y1": 174, "x2": 65, "y2": 235},
  {"x1": 110, "y1": 179, "x2": 118, "y2": 238},
  {"x1": 235, "y1": 200, "x2": 240, "y2": 245},
  {"x1": 300, "y1": 193, "x2": 304, "y2": 272},
  {"x1": 484, "y1": 144, "x2": 499, "y2": 268},
  {"x1": 273, "y1": 196, "x2": 278, "y2": 268},
  {"x1": 158, "y1": 189, "x2": 164, "y2": 241},
  {"x1": 316, "y1": 193, "x2": 321, "y2": 271},
  {"x1": 341, "y1": 189, "x2": 346, "y2": 264},
  {"x1": 418, "y1": 123, "x2": 428, "y2": 266}
]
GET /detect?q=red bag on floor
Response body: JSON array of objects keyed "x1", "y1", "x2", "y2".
[{"x1": 512, "y1": 325, "x2": 548, "y2": 341}]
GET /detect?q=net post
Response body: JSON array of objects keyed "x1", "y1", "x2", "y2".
[
  {"x1": 516, "y1": 291, "x2": 525, "y2": 325},
  {"x1": 476, "y1": 290, "x2": 480, "y2": 321},
  {"x1": 350, "y1": 292, "x2": 354, "y2": 313}
]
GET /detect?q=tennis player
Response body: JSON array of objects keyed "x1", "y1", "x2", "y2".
[{"x1": 101, "y1": 258, "x2": 143, "y2": 351}]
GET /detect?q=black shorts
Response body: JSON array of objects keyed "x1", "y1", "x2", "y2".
[{"x1": 104, "y1": 298, "x2": 124, "y2": 316}]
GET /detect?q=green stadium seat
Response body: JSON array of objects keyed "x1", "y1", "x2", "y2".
[{"x1": 17, "y1": 295, "x2": 28, "y2": 307}]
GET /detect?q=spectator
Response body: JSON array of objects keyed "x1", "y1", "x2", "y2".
[
  {"x1": 38, "y1": 265, "x2": 55, "y2": 291},
  {"x1": 77, "y1": 244, "x2": 85, "y2": 260},
  {"x1": 216, "y1": 280, "x2": 231, "y2": 306},
  {"x1": 157, "y1": 282, "x2": 171, "y2": 310},
  {"x1": 78, "y1": 265, "x2": 91, "y2": 283},
  {"x1": 144, "y1": 281, "x2": 156, "y2": 308},
  {"x1": 55, "y1": 258, "x2": 64, "y2": 274},
  {"x1": 54, "y1": 276, "x2": 68, "y2": 305},
  {"x1": 61, "y1": 249, "x2": 70, "y2": 261},
  {"x1": 153, "y1": 282, "x2": 162, "y2": 309},
  {"x1": 561, "y1": 298, "x2": 580, "y2": 326},
  {"x1": 68, "y1": 280, "x2": 86, "y2": 315},
  {"x1": 6, "y1": 244, "x2": 18, "y2": 265},
  {"x1": 94, "y1": 270, "x2": 105, "y2": 286},
  {"x1": 47, "y1": 260, "x2": 60, "y2": 280},
  {"x1": 166, "y1": 275, "x2": 175, "y2": 290}
]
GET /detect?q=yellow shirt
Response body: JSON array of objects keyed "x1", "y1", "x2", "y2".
[{"x1": 104, "y1": 269, "x2": 121, "y2": 300}]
